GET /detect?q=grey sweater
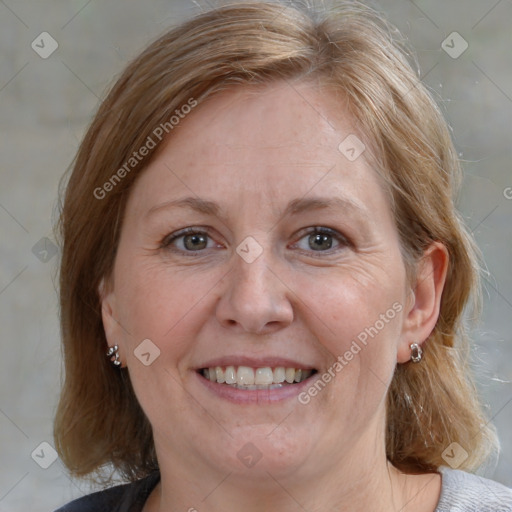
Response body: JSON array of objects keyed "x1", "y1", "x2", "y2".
[
  {"x1": 56, "y1": 467, "x2": 512, "y2": 511},
  {"x1": 435, "y1": 466, "x2": 512, "y2": 511}
]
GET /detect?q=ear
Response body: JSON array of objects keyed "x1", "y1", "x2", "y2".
[
  {"x1": 397, "y1": 242, "x2": 449, "y2": 364},
  {"x1": 98, "y1": 277, "x2": 125, "y2": 366}
]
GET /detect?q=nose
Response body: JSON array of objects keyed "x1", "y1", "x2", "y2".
[{"x1": 215, "y1": 246, "x2": 294, "y2": 334}]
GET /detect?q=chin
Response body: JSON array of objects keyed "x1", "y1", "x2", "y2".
[{"x1": 211, "y1": 425, "x2": 316, "y2": 479}]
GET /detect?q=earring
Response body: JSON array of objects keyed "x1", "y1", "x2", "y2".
[
  {"x1": 409, "y1": 343, "x2": 423, "y2": 363},
  {"x1": 106, "y1": 344, "x2": 122, "y2": 367}
]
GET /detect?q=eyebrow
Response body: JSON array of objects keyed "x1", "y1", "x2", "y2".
[
  {"x1": 145, "y1": 195, "x2": 367, "y2": 221},
  {"x1": 146, "y1": 197, "x2": 221, "y2": 219},
  {"x1": 285, "y1": 197, "x2": 367, "y2": 218}
]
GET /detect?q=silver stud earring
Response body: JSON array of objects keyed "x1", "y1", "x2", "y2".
[
  {"x1": 410, "y1": 343, "x2": 423, "y2": 363},
  {"x1": 106, "y1": 344, "x2": 121, "y2": 367}
]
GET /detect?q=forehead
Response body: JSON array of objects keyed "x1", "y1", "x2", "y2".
[
  {"x1": 170, "y1": 81, "x2": 352, "y2": 162},
  {"x1": 126, "y1": 81, "x2": 390, "y2": 219}
]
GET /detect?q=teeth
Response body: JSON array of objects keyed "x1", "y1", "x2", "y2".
[
  {"x1": 215, "y1": 366, "x2": 225, "y2": 384},
  {"x1": 255, "y1": 367, "x2": 273, "y2": 385},
  {"x1": 202, "y1": 366, "x2": 314, "y2": 387},
  {"x1": 225, "y1": 366, "x2": 236, "y2": 384},
  {"x1": 237, "y1": 366, "x2": 255, "y2": 386},
  {"x1": 274, "y1": 366, "x2": 285, "y2": 383}
]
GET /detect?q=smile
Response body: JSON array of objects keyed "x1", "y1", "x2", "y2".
[{"x1": 199, "y1": 366, "x2": 316, "y2": 389}]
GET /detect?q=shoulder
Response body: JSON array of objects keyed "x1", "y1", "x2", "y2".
[
  {"x1": 436, "y1": 466, "x2": 512, "y2": 512},
  {"x1": 54, "y1": 472, "x2": 160, "y2": 512}
]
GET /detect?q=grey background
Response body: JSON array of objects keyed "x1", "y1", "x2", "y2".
[{"x1": 0, "y1": 0, "x2": 511, "y2": 510}]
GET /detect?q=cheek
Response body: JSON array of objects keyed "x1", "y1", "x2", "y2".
[
  {"x1": 114, "y1": 257, "x2": 223, "y2": 360},
  {"x1": 292, "y1": 266, "x2": 404, "y2": 412},
  {"x1": 295, "y1": 265, "x2": 404, "y2": 352},
  {"x1": 114, "y1": 261, "x2": 222, "y2": 424}
]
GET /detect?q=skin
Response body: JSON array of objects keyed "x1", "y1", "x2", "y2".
[{"x1": 100, "y1": 80, "x2": 448, "y2": 512}]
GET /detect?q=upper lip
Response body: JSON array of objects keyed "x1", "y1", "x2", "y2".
[{"x1": 195, "y1": 356, "x2": 317, "y2": 370}]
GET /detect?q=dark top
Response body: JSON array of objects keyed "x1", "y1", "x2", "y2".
[
  {"x1": 55, "y1": 472, "x2": 160, "y2": 512},
  {"x1": 55, "y1": 467, "x2": 512, "y2": 511}
]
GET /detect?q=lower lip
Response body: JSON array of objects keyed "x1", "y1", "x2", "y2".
[{"x1": 195, "y1": 371, "x2": 316, "y2": 404}]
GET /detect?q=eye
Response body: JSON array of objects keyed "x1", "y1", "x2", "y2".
[
  {"x1": 292, "y1": 227, "x2": 350, "y2": 253},
  {"x1": 161, "y1": 227, "x2": 220, "y2": 253}
]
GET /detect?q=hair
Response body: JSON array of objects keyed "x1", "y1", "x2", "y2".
[{"x1": 54, "y1": 0, "x2": 498, "y2": 481}]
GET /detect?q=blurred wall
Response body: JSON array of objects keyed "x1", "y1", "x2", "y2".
[{"x1": 0, "y1": 1, "x2": 510, "y2": 510}]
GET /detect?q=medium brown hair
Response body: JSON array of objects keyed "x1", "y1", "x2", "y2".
[{"x1": 54, "y1": 0, "x2": 497, "y2": 480}]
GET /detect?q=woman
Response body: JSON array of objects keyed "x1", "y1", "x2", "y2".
[{"x1": 54, "y1": 1, "x2": 512, "y2": 511}]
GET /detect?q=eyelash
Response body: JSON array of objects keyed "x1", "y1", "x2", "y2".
[
  {"x1": 160, "y1": 226, "x2": 352, "y2": 256},
  {"x1": 292, "y1": 226, "x2": 352, "y2": 255}
]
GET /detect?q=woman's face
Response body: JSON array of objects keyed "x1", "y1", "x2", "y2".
[{"x1": 101, "y1": 81, "x2": 435, "y2": 483}]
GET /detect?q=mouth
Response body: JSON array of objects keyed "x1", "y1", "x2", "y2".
[{"x1": 197, "y1": 365, "x2": 318, "y2": 390}]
